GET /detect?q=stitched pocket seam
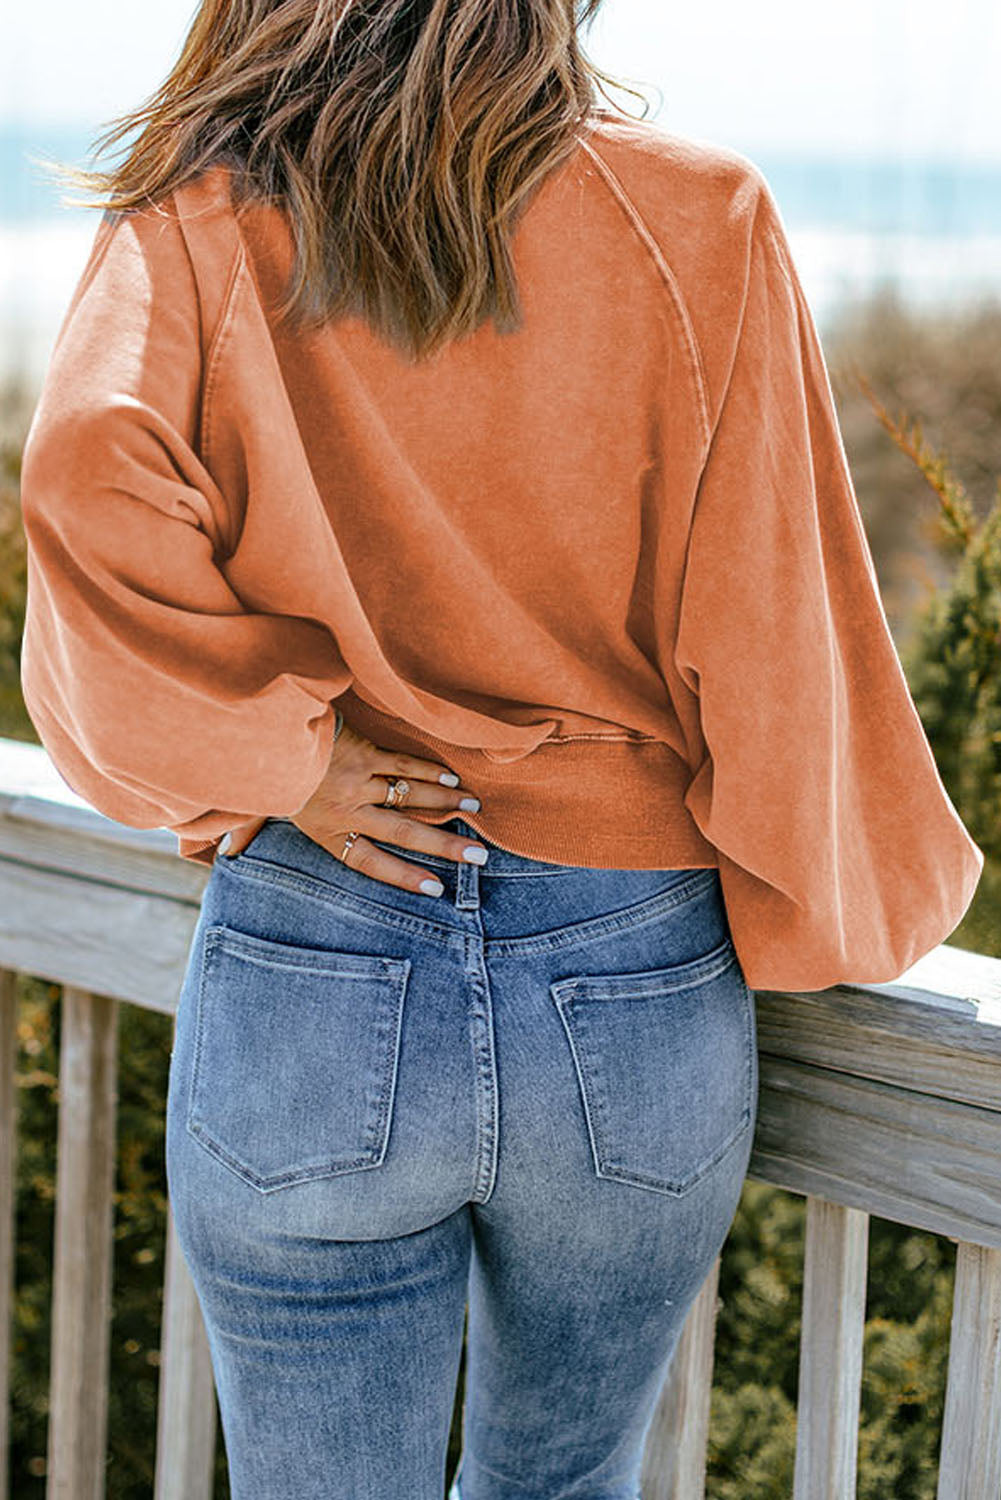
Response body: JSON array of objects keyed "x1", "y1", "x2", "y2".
[
  {"x1": 551, "y1": 942, "x2": 755, "y2": 1197},
  {"x1": 186, "y1": 926, "x2": 410, "y2": 1192}
]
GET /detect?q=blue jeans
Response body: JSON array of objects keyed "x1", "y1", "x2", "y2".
[{"x1": 165, "y1": 815, "x2": 759, "y2": 1500}]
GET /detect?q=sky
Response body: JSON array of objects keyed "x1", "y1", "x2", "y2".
[{"x1": 3, "y1": 0, "x2": 1000, "y2": 165}]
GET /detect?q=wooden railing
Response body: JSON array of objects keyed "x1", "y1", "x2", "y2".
[{"x1": 2, "y1": 734, "x2": 1001, "y2": 1500}]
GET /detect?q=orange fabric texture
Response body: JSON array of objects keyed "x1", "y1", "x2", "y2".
[{"x1": 18, "y1": 111, "x2": 983, "y2": 990}]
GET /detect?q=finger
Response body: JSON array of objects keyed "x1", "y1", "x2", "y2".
[
  {"x1": 219, "y1": 831, "x2": 251, "y2": 858},
  {"x1": 366, "y1": 747, "x2": 464, "y2": 788},
  {"x1": 218, "y1": 815, "x2": 269, "y2": 858},
  {"x1": 309, "y1": 831, "x2": 448, "y2": 897},
  {"x1": 353, "y1": 805, "x2": 488, "y2": 866},
  {"x1": 366, "y1": 772, "x2": 480, "y2": 813}
]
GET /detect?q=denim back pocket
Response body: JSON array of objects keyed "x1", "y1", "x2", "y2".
[
  {"x1": 550, "y1": 936, "x2": 756, "y2": 1198},
  {"x1": 187, "y1": 924, "x2": 411, "y2": 1193}
]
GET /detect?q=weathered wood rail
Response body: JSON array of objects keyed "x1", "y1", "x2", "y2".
[{"x1": 2, "y1": 735, "x2": 1000, "y2": 1500}]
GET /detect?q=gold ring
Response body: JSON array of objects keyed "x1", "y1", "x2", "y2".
[
  {"x1": 340, "y1": 829, "x2": 361, "y2": 862},
  {"x1": 383, "y1": 777, "x2": 411, "y2": 807}
]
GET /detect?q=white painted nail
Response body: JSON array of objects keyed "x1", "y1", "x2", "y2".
[
  {"x1": 463, "y1": 845, "x2": 488, "y2": 865},
  {"x1": 218, "y1": 832, "x2": 232, "y2": 854},
  {"x1": 420, "y1": 877, "x2": 444, "y2": 896},
  {"x1": 459, "y1": 797, "x2": 481, "y2": 812},
  {"x1": 439, "y1": 772, "x2": 460, "y2": 786}
]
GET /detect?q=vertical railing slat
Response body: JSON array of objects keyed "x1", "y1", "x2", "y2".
[
  {"x1": 640, "y1": 1253, "x2": 720, "y2": 1500},
  {"x1": 793, "y1": 1196, "x2": 868, "y2": 1500},
  {"x1": 154, "y1": 1205, "x2": 217, "y2": 1500},
  {"x1": 45, "y1": 988, "x2": 118, "y2": 1500},
  {"x1": 936, "y1": 1240, "x2": 1001, "y2": 1499},
  {"x1": 0, "y1": 969, "x2": 18, "y2": 1500}
]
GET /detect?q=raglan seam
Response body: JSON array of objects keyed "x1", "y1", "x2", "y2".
[
  {"x1": 690, "y1": 180, "x2": 775, "y2": 486},
  {"x1": 577, "y1": 135, "x2": 712, "y2": 454},
  {"x1": 199, "y1": 241, "x2": 246, "y2": 474},
  {"x1": 168, "y1": 175, "x2": 246, "y2": 472},
  {"x1": 673, "y1": 181, "x2": 773, "y2": 695}
]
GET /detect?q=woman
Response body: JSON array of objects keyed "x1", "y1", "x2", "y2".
[{"x1": 18, "y1": 0, "x2": 982, "y2": 1495}]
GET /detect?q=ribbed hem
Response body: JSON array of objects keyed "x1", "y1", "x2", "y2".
[{"x1": 337, "y1": 690, "x2": 719, "y2": 871}]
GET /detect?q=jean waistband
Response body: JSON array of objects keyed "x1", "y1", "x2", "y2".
[{"x1": 223, "y1": 817, "x2": 722, "y2": 933}]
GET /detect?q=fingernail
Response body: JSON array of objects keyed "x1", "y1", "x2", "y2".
[
  {"x1": 439, "y1": 772, "x2": 460, "y2": 786},
  {"x1": 218, "y1": 832, "x2": 232, "y2": 855},
  {"x1": 463, "y1": 845, "x2": 488, "y2": 865},
  {"x1": 459, "y1": 797, "x2": 481, "y2": 812},
  {"x1": 420, "y1": 877, "x2": 444, "y2": 896}
]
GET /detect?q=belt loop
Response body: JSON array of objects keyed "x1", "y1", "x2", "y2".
[{"x1": 455, "y1": 857, "x2": 481, "y2": 909}]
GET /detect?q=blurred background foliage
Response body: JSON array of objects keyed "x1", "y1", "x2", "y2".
[{"x1": 0, "y1": 281, "x2": 999, "y2": 1497}]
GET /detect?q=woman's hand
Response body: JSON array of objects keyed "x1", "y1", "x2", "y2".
[{"x1": 217, "y1": 718, "x2": 487, "y2": 895}]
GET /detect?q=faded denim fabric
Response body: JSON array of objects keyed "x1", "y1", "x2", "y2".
[{"x1": 166, "y1": 815, "x2": 759, "y2": 1500}]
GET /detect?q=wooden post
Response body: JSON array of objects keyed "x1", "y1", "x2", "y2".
[
  {"x1": 792, "y1": 1196, "x2": 868, "y2": 1500},
  {"x1": 154, "y1": 1204, "x2": 217, "y2": 1500},
  {"x1": 45, "y1": 988, "x2": 118, "y2": 1500},
  {"x1": 936, "y1": 1240, "x2": 1001, "y2": 1499},
  {"x1": 640, "y1": 1255, "x2": 721, "y2": 1500}
]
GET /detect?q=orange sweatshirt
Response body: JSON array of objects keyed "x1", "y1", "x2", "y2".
[{"x1": 18, "y1": 109, "x2": 984, "y2": 991}]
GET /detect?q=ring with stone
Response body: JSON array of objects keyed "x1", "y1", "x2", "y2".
[{"x1": 383, "y1": 777, "x2": 411, "y2": 807}]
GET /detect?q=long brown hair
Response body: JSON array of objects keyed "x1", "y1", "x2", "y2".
[{"x1": 33, "y1": 0, "x2": 650, "y2": 361}]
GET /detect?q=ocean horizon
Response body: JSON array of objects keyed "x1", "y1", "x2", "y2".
[{"x1": 4, "y1": 123, "x2": 1001, "y2": 384}]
